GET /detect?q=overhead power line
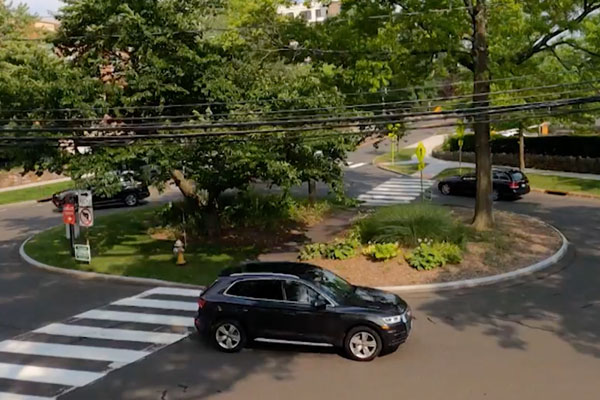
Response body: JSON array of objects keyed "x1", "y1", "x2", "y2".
[{"x1": 1, "y1": 95, "x2": 598, "y2": 141}]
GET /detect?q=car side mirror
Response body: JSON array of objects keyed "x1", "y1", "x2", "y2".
[{"x1": 312, "y1": 299, "x2": 327, "y2": 310}]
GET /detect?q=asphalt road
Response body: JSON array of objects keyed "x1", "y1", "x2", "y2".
[{"x1": 2, "y1": 136, "x2": 600, "y2": 399}]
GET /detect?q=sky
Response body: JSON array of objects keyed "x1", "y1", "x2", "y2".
[{"x1": 18, "y1": 0, "x2": 63, "y2": 17}]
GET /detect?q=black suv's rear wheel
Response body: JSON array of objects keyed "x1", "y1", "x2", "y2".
[
  {"x1": 212, "y1": 320, "x2": 245, "y2": 353},
  {"x1": 344, "y1": 326, "x2": 382, "y2": 362},
  {"x1": 123, "y1": 193, "x2": 138, "y2": 207}
]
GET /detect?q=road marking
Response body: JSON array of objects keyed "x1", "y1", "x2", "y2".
[
  {"x1": 0, "y1": 341, "x2": 149, "y2": 363},
  {"x1": 34, "y1": 324, "x2": 187, "y2": 345},
  {"x1": 75, "y1": 310, "x2": 195, "y2": 327},
  {"x1": 139, "y1": 287, "x2": 199, "y2": 297},
  {"x1": 112, "y1": 297, "x2": 197, "y2": 312},
  {"x1": 0, "y1": 393, "x2": 53, "y2": 400},
  {"x1": 0, "y1": 362, "x2": 103, "y2": 387},
  {"x1": 348, "y1": 162, "x2": 367, "y2": 169},
  {"x1": 358, "y1": 177, "x2": 435, "y2": 206}
]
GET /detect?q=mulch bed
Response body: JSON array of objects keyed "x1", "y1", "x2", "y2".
[{"x1": 309, "y1": 209, "x2": 562, "y2": 287}]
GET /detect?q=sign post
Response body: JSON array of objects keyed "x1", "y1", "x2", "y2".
[
  {"x1": 62, "y1": 203, "x2": 76, "y2": 256},
  {"x1": 77, "y1": 190, "x2": 93, "y2": 262},
  {"x1": 415, "y1": 142, "x2": 427, "y2": 201}
]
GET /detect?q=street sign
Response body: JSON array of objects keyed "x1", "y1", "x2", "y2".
[
  {"x1": 62, "y1": 204, "x2": 76, "y2": 225},
  {"x1": 415, "y1": 142, "x2": 426, "y2": 162},
  {"x1": 78, "y1": 190, "x2": 93, "y2": 208},
  {"x1": 74, "y1": 244, "x2": 91, "y2": 263},
  {"x1": 418, "y1": 161, "x2": 426, "y2": 171},
  {"x1": 79, "y1": 207, "x2": 94, "y2": 227}
]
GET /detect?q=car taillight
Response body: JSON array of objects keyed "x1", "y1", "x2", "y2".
[
  {"x1": 509, "y1": 182, "x2": 519, "y2": 189},
  {"x1": 198, "y1": 298, "x2": 206, "y2": 309}
]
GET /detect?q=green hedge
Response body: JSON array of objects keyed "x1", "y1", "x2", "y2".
[{"x1": 444, "y1": 135, "x2": 600, "y2": 158}]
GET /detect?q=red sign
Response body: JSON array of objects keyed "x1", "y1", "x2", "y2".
[{"x1": 63, "y1": 204, "x2": 76, "y2": 225}]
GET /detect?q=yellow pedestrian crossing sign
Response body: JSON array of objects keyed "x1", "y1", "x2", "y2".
[{"x1": 415, "y1": 142, "x2": 426, "y2": 162}]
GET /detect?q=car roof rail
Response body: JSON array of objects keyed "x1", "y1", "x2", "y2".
[{"x1": 229, "y1": 272, "x2": 299, "y2": 279}]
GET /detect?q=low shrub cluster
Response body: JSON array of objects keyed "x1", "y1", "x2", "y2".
[
  {"x1": 357, "y1": 204, "x2": 469, "y2": 247},
  {"x1": 362, "y1": 243, "x2": 400, "y2": 261},
  {"x1": 299, "y1": 236, "x2": 360, "y2": 261},
  {"x1": 405, "y1": 239, "x2": 463, "y2": 271}
]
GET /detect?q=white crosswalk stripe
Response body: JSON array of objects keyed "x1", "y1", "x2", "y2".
[
  {"x1": 358, "y1": 177, "x2": 435, "y2": 206},
  {"x1": 0, "y1": 286, "x2": 198, "y2": 399},
  {"x1": 346, "y1": 161, "x2": 367, "y2": 169}
]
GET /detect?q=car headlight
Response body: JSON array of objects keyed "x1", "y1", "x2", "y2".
[{"x1": 382, "y1": 315, "x2": 403, "y2": 324}]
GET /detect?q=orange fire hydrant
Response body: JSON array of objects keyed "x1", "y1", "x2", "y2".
[{"x1": 173, "y1": 239, "x2": 187, "y2": 266}]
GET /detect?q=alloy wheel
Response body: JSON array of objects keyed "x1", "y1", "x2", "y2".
[
  {"x1": 215, "y1": 323, "x2": 241, "y2": 350},
  {"x1": 349, "y1": 331, "x2": 378, "y2": 359}
]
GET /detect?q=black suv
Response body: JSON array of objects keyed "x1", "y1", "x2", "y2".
[
  {"x1": 438, "y1": 168, "x2": 530, "y2": 200},
  {"x1": 195, "y1": 262, "x2": 412, "y2": 361},
  {"x1": 52, "y1": 173, "x2": 150, "y2": 209}
]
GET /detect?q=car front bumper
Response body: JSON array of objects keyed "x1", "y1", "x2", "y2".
[{"x1": 381, "y1": 314, "x2": 412, "y2": 348}]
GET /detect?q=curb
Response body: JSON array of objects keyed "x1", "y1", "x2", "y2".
[
  {"x1": 19, "y1": 236, "x2": 204, "y2": 290},
  {"x1": 531, "y1": 187, "x2": 600, "y2": 200},
  {"x1": 377, "y1": 223, "x2": 568, "y2": 294},
  {"x1": 20, "y1": 221, "x2": 568, "y2": 295}
]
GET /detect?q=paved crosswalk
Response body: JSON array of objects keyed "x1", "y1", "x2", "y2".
[
  {"x1": 346, "y1": 161, "x2": 367, "y2": 169},
  {"x1": 0, "y1": 286, "x2": 200, "y2": 399},
  {"x1": 358, "y1": 177, "x2": 435, "y2": 206}
]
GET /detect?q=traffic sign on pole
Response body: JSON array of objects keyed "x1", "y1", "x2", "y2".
[
  {"x1": 62, "y1": 204, "x2": 76, "y2": 225},
  {"x1": 79, "y1": 207, "x2": 94, "y2": 227},
  {"x1": 415, "y1": 142, "x2": 426, "y2": 162},
  {"x1": 78, "y1": 190, "x2": 93, "y2": 208}
]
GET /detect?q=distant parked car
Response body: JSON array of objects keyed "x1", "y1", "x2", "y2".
[
  {"x1": 52, "y1": 173, "x2": 150, "y2": 209},
  {"x1": 195, "y1": 262, "x2": 413, "y2": 362},
  {"x1": 438, "y1": 168, "x2": 530, "y2": 201}
]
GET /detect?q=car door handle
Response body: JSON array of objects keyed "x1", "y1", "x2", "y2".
[{"x1": 242, "y1": 308, "x2": 249, "y2": 313}]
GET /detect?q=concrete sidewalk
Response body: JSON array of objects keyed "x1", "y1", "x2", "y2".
[{"x1": 0, "y1": 177, "x2": 71, "y2": 193}]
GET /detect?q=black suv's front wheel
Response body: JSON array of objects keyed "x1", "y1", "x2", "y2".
[
  {"x1": 211, "y1": 320, "x2": 246, "y2": 353},
  {"x1": 344, "y1": 326, "x2": 382, "y2": 362}
]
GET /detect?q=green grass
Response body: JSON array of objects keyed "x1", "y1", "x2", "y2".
[
  {"x1": 527, "y1": 174, "x2": 600, "y2": 196},
  {"x1": 373, "y1": 148, "x2": 416, "y2": 164},
  {"x1": 434, "y1": 168, "x2": 475, "y2": 180},
  {"x1": 384, "y1": 163, "x2": 426, "y2": 176},
  {"x1": 0, "y1": 181, "x2": 73, "y2": 205},
  {"x1": 25, "y1": 207, "x2": 259, "y2": 286}
]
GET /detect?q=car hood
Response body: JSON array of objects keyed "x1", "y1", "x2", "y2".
[{"x1": 340, "y1": 286, "x2": 408, "y2": 314}]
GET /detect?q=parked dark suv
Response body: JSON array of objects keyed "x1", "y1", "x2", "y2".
[
  {"x1": 52, "y1": 172, "x2": 150, "y2": 209},
  {"x1": 438, "y1": 168, "x2": 530, "y2": 200},
  {"x1": 195, "y1": 262, "x2": 412, "y2": 361}
]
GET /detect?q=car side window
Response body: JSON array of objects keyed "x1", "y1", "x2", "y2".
[
  {"x1": 226, "y1": 279, "x2": 284, "y2": 301},
  {"x1": 284, "y1": 281, "x2": 323, "y2": 304},
  {"x1": 493, "y1": 172, "x2": 510, "y2": 181}
]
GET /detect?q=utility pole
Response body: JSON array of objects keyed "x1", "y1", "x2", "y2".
[
  {"x1": 471, "y1": 0, "x2": 494, "y2": 230},
  {"x1": 518, "y1": 123, "x2": 525, "y2": 170}
]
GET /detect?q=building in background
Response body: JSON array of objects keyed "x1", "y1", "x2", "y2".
[
  {"x1": 277, "y1": 1, "x2": 341, "y2": 23},
  {"x1": 33, "y1": 17, "x2": 60, "y2": 32}
]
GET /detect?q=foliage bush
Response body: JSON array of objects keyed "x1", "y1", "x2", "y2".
[
  {"x1": 444, "y1": 134, "x2": 600, "y2": 158},
  {"x1": 222, "y1": 191, "x2": 292, "y2": 229},
  {"x1": 298, "y1": 243, "x2": 328, "y2": 261},
  {"x1": 357, "y1": 204, "x2": 469, "y2": 247},
  {"x1": 405, "y1": 240, "x2": 446, "y2": 271},
  {"x1": 299, "y1": 236, "x2": 360, "y2": 261},
  {"x1": 362, "y1": 243, "x2": 400, "y2": 261},
  {"x1": 433, "y1": 242, "x2": 463, "y2": 264}
]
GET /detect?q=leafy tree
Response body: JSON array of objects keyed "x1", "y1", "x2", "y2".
[{"x1": 320, "y1": 0, "x2": 600, "y2": 229}]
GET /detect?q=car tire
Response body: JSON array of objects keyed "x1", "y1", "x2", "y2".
[
  {"x1": 211, "y1": 320, "x2": 246, "y2": 353},
  {"x1": 123, "y1": 193, "x2": 138, "y2": 207},
  {"x1": 439, "y1": 183, "x2": 451, "y2": 196},
  {"x1": 344, "y1": 326, "x2": 382, "y2": 362},
  {"x1": 492, "y1": 189, "x2": 500, "y2": 201}
]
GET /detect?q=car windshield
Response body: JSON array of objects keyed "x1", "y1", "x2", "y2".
[{"x1": 305, "y1": 268, "x2": 354, "y2": 301}]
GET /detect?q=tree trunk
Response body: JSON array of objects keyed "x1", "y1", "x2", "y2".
[
  {"x1": 518, "y1": 124, "x2": 526, "y2": 170},
  {"x1": 471, "y1": 0, "x2": 494, "y2": 230},
  {"x1": 308, "y1": 180, "x2": 316, "y2": 205},
  {"x1": 171, "y1": 169, "x2": 203, "y2": 207},
  {"x1": 203, "y1": 192, "x2": 221, "y2": 237}
]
